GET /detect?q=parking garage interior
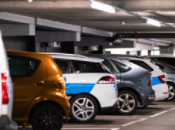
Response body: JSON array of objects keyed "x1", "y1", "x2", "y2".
[{"x1": 1, "y1": 0, "x2": 175, "y2": 130}]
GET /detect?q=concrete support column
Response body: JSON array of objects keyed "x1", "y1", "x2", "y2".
[
  {"x1": 148, "y1": 50, "x2": 151, "y2": 56},
  {"x1": 137, "y1": 51, "x2": 141, "y2": 56}
]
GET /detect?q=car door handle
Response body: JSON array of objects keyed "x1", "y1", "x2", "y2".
[{"x1": 35, "y1": 81, "x2": 45, "y2": 86}]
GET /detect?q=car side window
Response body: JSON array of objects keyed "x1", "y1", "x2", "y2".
[
  {"x1": 102, "y1": 59, "x2": 115, "y2": 72},
  {"x1": 129, "y1": 60, "x2": 153, "y2": 72},
  {"x1": 111, "y1": 60, "x2": 131, "y2": 73},
  {"x1": 72, "y1": 60, "x2": 106, "y2": 73},
  {"x1": 157, "y1": 58, "x2": 175, "y2": 67},
  {"x1": 8, "y1": 56, "x2": 40, "y2": 77},
  {"x1": 54, "y1": 59, "x2": 69, "y2": 74}
]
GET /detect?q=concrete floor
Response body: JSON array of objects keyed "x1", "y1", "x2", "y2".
[{"x1": 18, "y1": 100, "x2": 175, "y2": 130}]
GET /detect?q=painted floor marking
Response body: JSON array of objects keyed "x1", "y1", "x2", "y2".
[
  {"x1": 121, "y1": 118, "x2": 148, "y2": 127},
  {"x1": 62, "y1": 128, "x2": 120, "y2": 130},
  {"x1": 63, "y1": 125, "x2": 120, "y2": 127},
  {"x1": 169, "y1": 107, "x2": 175, "y2": 111},
  {"x1": 149, "y1": 111, "x2": 168, "y2": 118}
]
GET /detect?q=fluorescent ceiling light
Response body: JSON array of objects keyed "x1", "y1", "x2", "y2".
[
  {"x1": 147, "y1": 19, "x2": 161, "y2": 27},
  {"x1": 91, "y1": 1, "x2": 116, "y2": 13}
]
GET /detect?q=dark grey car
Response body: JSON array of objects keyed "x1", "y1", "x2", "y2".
[{"x1": 86, "y1": 55, "x2": 155, "y2": 115}]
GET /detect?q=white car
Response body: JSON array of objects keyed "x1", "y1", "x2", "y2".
[
  {"x1": 126, "y1": 58, "x2": 169, "y2": 101},
  {"x1": 46, "y1": 53, "x2": 118, "y2": 123},
  {"x1": 0, "y1": 31, "x2": 17, "y2": 130}
]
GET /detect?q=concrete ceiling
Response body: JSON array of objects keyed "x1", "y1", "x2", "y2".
[{"x1": 0, "y1": 0, "x2": 175, "y2": 32}]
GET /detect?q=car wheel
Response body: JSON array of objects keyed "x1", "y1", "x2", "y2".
[
  {"x1": 138, "y1": 104, "x2": 148, "y2": 109},
  {"x1": 31, "y1": 104, "x2": 63, "y2": 130},
  {"x1": 70, "y1": 94, "x2": 98, "y2": 123},
  {"x1": 118, "y1": 91, "x2": 138, "y2": 115},
  {"x1": 166, "y1": 84, "x2": 175, "y2": 101}
]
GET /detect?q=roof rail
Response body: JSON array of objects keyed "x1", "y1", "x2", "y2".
[{"x1": 43, "y1": 52, "x2": 89, "y2": 58}]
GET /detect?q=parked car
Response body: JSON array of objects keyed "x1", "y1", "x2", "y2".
[
  {"x1": 86, "y1": 55, "x2": 155, "y2": 113},
  {"x1": 123, "y1": 57, "x2": 168, "y2": 102},
  {"x1": 0, "y1": 32, "x2": 17, "y2": 130},
  {"x1": 150, "y1": 59, "x2": 175, "y2": 100},
  {"x1": 7, "y1": 51, "x2": 70, "y2": 130},
  {"x1": 47, "y1": 53, "x2": 118, "y2": 122},
  {"x1": 142, "y1": 55, "x2": 175, "y2": 101}
]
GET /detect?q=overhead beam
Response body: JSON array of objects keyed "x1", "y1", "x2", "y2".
[
  {"x1": 35, "y1": 31, "x2": 81, "y2": 43},
  {"x1": 122, "y1": 38, "x2": 170, "y2": 46},
  {"x1": 37, "y1": 18, "x2": 81, "y2": 32},
  {"x1": 82, "y1": 27, "x2": 112, "y2": 37},
  {"x1": 111, "y1": 33, "x2": 175, "y2": 42},
  {"x1": 0, "y1": 13, "x2": 35, "y2": 24},
  {"x1": 0, "y1": 24, "x2": 35, "y2": 36}
]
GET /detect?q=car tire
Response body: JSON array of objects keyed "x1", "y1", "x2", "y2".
[
  {"x1": 31, "y1": 104, "x2": 63, "y2": 130},
  {"x1": 70, "y1": 94, "x2": 98, "y2": 123},
  {"x1": 118, "y1": 91, "x2": 138, "y2": 115},
  {"x1": 138, "y1": 105, "x2": 148, "y2": 109},
  {"x1": 166, "y1": 84, "x2": 175, "y2": 101}
]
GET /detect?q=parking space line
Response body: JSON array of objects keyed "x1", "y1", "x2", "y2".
[
  {"x1": 111, "y1": 128, "x2": 120, "y2": 130},
  {"x1": 121, "y1": 118, "x2": 147, "y2": 127},
  {"x1": 64, "y1": 125, "x2": 120, "y2": 127},
  {"x1": 169, "y1": 108, "x2": 175, "y2": 111},
  {"x1": 149, "y1": 111, "x2": 167, "y2": 117},
  {"x1": 62, "y1": 128, "x2": 120, "y2": 130}
]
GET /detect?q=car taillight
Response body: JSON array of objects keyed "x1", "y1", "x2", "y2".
[
  {"x1": 2, "y1": 73, "x2": 9, "y2": 104},
  {"x1": 97, "y1": 76, "x2": 116, "y2": 84},
  {"x1": 158, "y1": 75, "x2": 166, "y2": 84}
]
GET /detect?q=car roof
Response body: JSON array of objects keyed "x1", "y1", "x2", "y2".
[
  {"x1": 43, "y1": 52, "x2": 104, "y2": 63},
  {"x1": 7, "y1": 50, "x2": 52, "y2": 59},
  {"x1": 142, "y1": 55, "x2": 175, "y2": 58}
]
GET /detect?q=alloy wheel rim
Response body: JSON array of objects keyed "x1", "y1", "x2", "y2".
[
  {"x1": 72, "y1": 98, "x2": 94, "y2": 121},
  {"x1": 119, "y1": 93, "x2": 135, "y2": 113},
  {"x1": 36, "y1": 109, "x2": 60, "y2": 130},
  {"x1": 168, "y1": 85, "x2": 175, "y2": 100}
]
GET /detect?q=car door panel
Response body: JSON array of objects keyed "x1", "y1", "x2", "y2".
[{"x1": 8, "y1": 56, "x2": 46, "y2": 117}]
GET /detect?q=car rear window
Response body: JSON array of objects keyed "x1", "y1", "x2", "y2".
[
  {"x1": 8, "y1": 56, "x2": 40, "y2": 77},
  {"x1": 54, "y1": 59, "x2": 69, "y2": 74},
  {"x1": 111, "y1": 60, "x2": 131, "y2": 73},
  {"x1": 129, "y1": 60, "x2": 153, "y2": 72},
  {"x1": 102, "y1": 59, "x2": 115, "y2": 72},
  {"x1": 155, "y1": 58, "x2": 175, "y2": 67},
  {"x1": 72, "y1": 60, "x2": 107, "y2": 73}
]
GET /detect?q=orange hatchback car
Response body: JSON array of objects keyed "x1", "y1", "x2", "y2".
[{"x1": 7, "y1": 51, "x2": 70, "y2": 130}]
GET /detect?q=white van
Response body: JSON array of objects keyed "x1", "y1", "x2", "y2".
[
  {"x1": 46, "y1": 53, "x2": 118, "y2": 123},
  {"x1": 0, "y1": 31, "x2": 17, "y2": 130}
]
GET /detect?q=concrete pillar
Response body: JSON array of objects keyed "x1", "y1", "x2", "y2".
[
  {"x1": 137, "y1": 51, "x2": 141, "y2": 56},
  {"x1": 148, "y1": 50, "x2": 151, "y2": 56}
]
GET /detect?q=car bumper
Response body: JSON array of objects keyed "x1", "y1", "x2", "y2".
[
  {"x1": 90, "y1": 84, "x2": 118, "y2": 108},
  {"x1": 0, "y1": 115, "x2": 17, "y2": 130},
  {"x1": 152, "y1": 84, "x2": 169, "y2": 101},
  {"x1": 101, "y1": 101, "x2": 120, "y2": 112},
  {"x1": 140, "y1": 87, "x2": 155, "y2": 105}
]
